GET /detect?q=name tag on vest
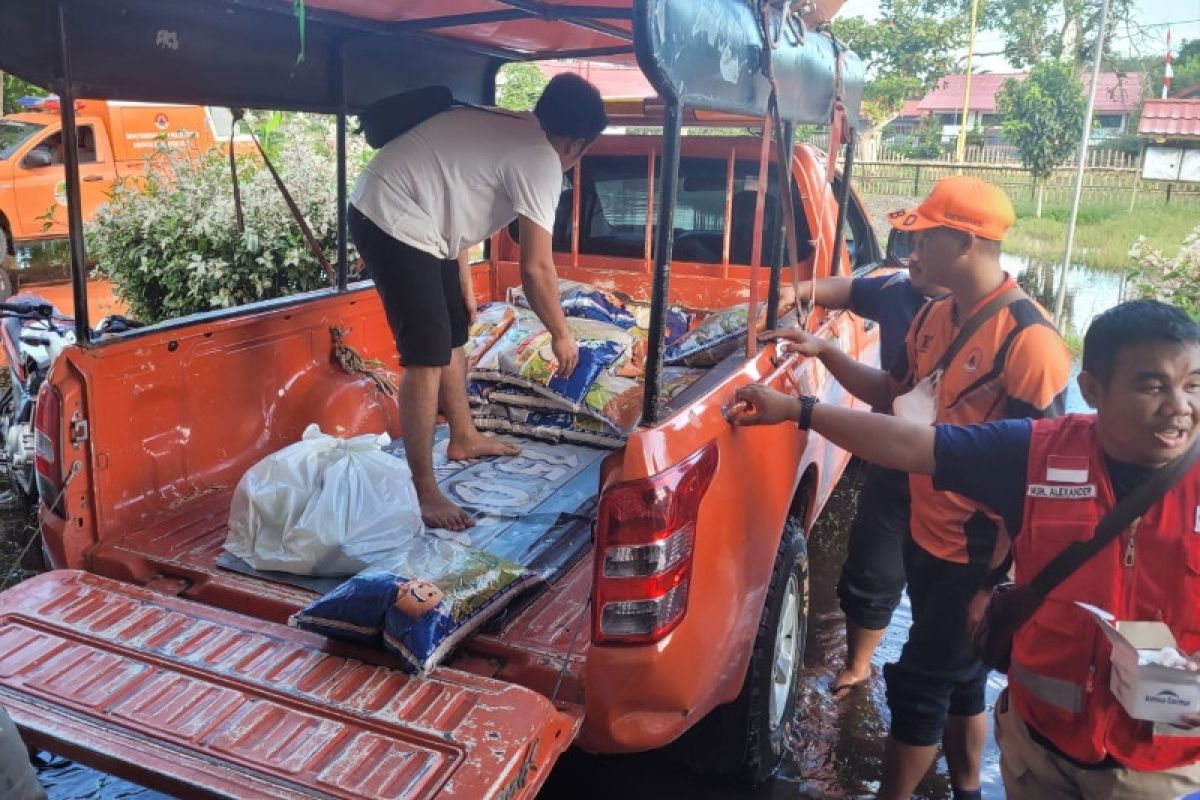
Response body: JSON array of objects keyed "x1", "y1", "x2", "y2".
[{"x1": 1027, "y1": 483, "x2": 1097, "y2": 499}]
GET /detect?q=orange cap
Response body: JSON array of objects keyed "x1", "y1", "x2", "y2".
[{"x1": 886, "y1": 176, "x2": 1015, "y2": 241}]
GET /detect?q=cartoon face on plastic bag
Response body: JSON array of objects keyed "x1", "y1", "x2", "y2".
[{"x1": 394, "y1": 579, "x2": 445, "y2": 618}]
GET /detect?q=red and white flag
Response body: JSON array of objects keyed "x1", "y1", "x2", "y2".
[
  {"x1": 1047, "y1": 455, "x2": 1090, "y2": 484},
  {"x1": 1164, "y1": 28, "x2": 1174, "y2": 99}
]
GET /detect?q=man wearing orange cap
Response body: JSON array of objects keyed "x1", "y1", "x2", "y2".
[{"x1": 761, "y1": 176, "x2": 1071, "y2": 799}]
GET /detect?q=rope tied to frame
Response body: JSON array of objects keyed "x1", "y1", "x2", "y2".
[{"x1": 330, "y1": 327, "x2": 398, "y2": 398}]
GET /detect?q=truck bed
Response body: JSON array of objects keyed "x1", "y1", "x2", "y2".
[
  {"x1": 0, "y1": 571, "x2": 581, "y2": 799},
  {"x1": 85, "y1": 430, "x2": 602, "y2": 694}
]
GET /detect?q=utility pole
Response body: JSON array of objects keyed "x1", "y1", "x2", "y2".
[
  {"x1": 1053, "y1": 0, "x2": 1111, "y2": 328},
  {"x1": 955, "y1": 0, "x2": 982, "y2": 164}
]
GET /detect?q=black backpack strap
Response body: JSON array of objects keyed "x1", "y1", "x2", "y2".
[{"x1": 933, "y1": 287, "x2": 1025, "y2": 375}]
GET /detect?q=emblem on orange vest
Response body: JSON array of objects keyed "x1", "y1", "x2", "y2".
[{"x1": 962, "y1": 346, "x2": 983, "y2": 373}]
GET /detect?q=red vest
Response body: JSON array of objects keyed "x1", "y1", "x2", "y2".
[{"x1": 1010, "y1": 414, "x2": 1200, "y2": 771}]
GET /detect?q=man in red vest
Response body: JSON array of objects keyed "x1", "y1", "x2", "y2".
[{"x1": 730, "y1": 298, "x2": 1200, "y2": 797}]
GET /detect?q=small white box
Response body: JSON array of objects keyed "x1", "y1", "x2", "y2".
[{"x1": 1079, "y1": 603, "x2": 1200, "y2": 728}]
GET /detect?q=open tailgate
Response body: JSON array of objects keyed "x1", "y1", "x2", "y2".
[{"x1": 0, "y1": 571, "x2": 580, "y2": 799}]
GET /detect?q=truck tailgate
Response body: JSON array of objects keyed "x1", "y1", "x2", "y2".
[{"x1": 0, "y1": 571, "x2": 580, "y2": 799}]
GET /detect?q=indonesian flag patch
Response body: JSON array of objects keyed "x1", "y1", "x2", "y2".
[{"x1": 1046, "y1": 455, "x2": 1089, "y2": 484}]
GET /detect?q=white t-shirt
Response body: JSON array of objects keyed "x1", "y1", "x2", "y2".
[{"x1": 350, "y1": 108, "x2": 563, "y2": 260}]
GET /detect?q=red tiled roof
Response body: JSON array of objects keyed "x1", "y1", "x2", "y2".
[
  {"x1": 536, "y1": 60, "x2": 654, "y2": 99},
  {"x1": 918, "y1": 73, "x2": 1022, "y2": 113},
  {"x1": 1138, "y1": 99, "x2": 1200, "y2": 137},
  {"x1": 917, "y1": 72, "x2": 1144, "y2": 115}
]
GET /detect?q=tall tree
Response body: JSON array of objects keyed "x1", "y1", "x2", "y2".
[
  {"x1": 976, "y1": 0, "x2": 1136, "y2": 67},
  {"x1": 996, "y1": 61, "x2": 1086, "y2": 217},
  {"x1": 832, "y1": 0, "x2": 967, "y2": 130}
]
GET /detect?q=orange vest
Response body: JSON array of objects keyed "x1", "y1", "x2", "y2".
[{"x1": 1010, "y1": 415, "x2": 1200, "y2": 771}]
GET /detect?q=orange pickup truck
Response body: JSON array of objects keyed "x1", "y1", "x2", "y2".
[
  {"x1": 0, "y1": 99, "x2": 238, "y2": 257},
  {"x1": 0, "y1": 0, "x2": 882, "y2": 796}
]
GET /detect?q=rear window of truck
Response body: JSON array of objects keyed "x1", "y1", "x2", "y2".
[{"x1": 555, "y1": 154, "x2": 812, "y2": 265}]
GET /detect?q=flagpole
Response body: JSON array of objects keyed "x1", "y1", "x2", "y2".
[
  {"x1": 1164, "y1": 28, "x2": 1173, "y2": 99},
  {"x1": 1053, "y1": 0, "x2": 1111, "y2": 328}
]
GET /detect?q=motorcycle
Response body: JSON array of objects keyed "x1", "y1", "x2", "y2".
[{"x1": 0, "y1": 292, "x2": 140, "y2": 504}]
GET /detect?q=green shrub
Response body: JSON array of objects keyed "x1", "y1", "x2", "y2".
[
  {"x1": 88, "y1": 117, "x2": 360, "y2": 324},
  {"x1": 1128, "y1": 224, "x2": 1200, "y2": 321}
]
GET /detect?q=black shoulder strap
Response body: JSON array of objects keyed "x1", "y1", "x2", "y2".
[
  {"x1": 1030, "y1": 434, "x2": 1200, "y2": 599},
  {"x1": 933, "y1": 287, "x2": 1025, "y2": 375},
  {"x1": 908, "y1": 292, "x2": 946, "y2": 343}
]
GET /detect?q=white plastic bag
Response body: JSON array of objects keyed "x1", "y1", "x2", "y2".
[
  {"x1": 892, "y1": 371, "x2": 940, "y2": 426},
  {"x1": 225, "y1": 424, "x2": 423, "y2": 576}
]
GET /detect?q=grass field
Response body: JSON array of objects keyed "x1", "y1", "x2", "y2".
[
  {"x1": 855, "y1": 160, "x2": 1200, "y2": 271},
  {"x1": 1005, "y1": 202, "x2": 1199, "y2": 271}
]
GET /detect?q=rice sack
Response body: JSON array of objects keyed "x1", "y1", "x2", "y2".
[
  {"x1": 511, "y1": 279, "x2": 637, "y2": 329},
  {"x1": 660, "y1": 366, "x2": 706, "y2": 404},
  {"x1": 583, "y1": 372, "x2": 643, "y2": 433},
  {"x1": 627, "y1": 301, "x2": 693, "y2": 347},
  {"x1": 463, "y1": 303, "x2": 517, "y2": 368},
  {"x1": 472, "y1": 314, "x2": 631, "y2": 409},
  {"x1": 290, "y1": 539, "x2": 537, "y2": 673},
  {"x1": 663, "y1": 303, "x2": 764, "y2": 367}
]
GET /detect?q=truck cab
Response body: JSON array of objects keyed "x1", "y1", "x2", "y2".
[
  {"x1": 0, "y1": 1, "x2": 882, "y2": 796},
  {"x1": 0, "y1": 99, "x2": 237, "y2": 254}
]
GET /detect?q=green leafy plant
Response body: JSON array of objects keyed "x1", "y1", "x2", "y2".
[
  {"x1": 1128, "y1": 225, "x2": 1200, "y2": 322},
  {"x1": 832, "y1": 0, "x2": 967, "y2": 130},
  {"x1": 496, "y1": 63, "x2": 548, "y2": 112},
  {"x1": 88, "y1": 116, "x2": 364, "y2": 323},
  {"x1": 896, "y1": 116, "x2": 947, "y2": 160},
  {"x1": 997, "y1": 61, "x2": 1086, "y2": 218},
  {"x1": 2, "y1": 74, "x2": 48, "y2": 115}
]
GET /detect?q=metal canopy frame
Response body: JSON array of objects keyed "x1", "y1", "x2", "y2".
[
  {"x1": 3, "y1": 0, "x2": 863, "y2": 430},
  {"x1": 632, "y1": 0, "x2": 864, "y2": 423}
]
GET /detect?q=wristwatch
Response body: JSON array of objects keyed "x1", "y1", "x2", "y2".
[{"x1": 796, "y1": 394, "x2": 819, "y2": 431}]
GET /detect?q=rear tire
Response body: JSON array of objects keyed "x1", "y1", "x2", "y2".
[
  {"x1": 673, "y1": 515, "x2": 810, "y2": 785},
  {"x1": 0, "y1": 225, "x2": 12, "y2": 301},
  {"x1": 0, "y1": 382, "x2": 36, "y2": 508}
]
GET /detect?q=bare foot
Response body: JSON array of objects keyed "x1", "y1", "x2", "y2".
[
  {"x1": 416, "y1": 486, "x2": 476, "y2": 532},
  {"x1": 831, "y1": 665, "x2": 872, "y2": 697},
  {"x1": 447, "y1": 434, "x2": 521, "y2": 462}
]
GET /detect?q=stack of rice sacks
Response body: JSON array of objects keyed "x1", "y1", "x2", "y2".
[{"x1": 463, "y1": 280, "x2": 701, "y2": 447}]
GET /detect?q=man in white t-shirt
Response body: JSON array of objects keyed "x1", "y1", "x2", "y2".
[{"x1": 349, "y1": 74, "x2": 607, "y2": 531}]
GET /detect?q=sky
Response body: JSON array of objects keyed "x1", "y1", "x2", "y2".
[{"x1": 838, "y1": 0, "x2": 1200, "y2": 73}]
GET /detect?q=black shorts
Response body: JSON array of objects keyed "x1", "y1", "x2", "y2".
[
  {"x1": 836, "y1": 464, "x2": 910, "y2": 630},
  {"x1": 883, "y1": 537, "x2": 991, "y2": 747},
  {"x1": 349, "y1": 205, "x2": 469, "y2": 367}
]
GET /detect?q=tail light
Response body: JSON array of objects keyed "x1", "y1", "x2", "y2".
[
  {"x1": 34, "y1": 381, "x2": 65, "y2": 516},
  {"x1": 593, "y1": 442, "x2": 718, "y2": 645}
]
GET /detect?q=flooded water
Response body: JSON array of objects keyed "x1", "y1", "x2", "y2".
[{"x1": 13, "y1": 254, "x2": 1119, "y2": 798}]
